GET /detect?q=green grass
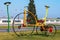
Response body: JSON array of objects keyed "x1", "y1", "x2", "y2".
[
  {"x1": 0, "y1": 25, "x2": 60, "y2": 40},
  {"x1": 0, "y1": 26, "x2": 7, "y2": 29},
  {"x1": 0, "y1": 26, "x2": 12, "y2": 29},
  {"x1": 0, "y1": 30, "x2": 60, "y2": 40}
]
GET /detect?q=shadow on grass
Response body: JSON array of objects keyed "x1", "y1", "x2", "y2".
[
  {"x1": 30, "y1": 33, "x2": 49, "y2": 37},
  {"x1": 16, "y1": 33, "x2": 50, "y2": 37}
]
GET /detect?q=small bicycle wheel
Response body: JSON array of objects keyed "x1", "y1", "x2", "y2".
[
  {"x1": 36, "y1": 26, "x2": 46, "y2": 35},
  {"x1": 45, "y1": 24, "x2": 57, "y2": 36},
  {"x1": 12, "y1": 12, "x2": 36, "y2": 36}
]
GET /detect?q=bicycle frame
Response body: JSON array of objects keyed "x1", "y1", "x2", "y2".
[{"x1": 23, "y1": 6, "x2": 49, "y2": 30}]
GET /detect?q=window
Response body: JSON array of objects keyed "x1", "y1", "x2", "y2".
[
  {"x1": 56, "y1": 20, "x2": 60, "y2": 22},
  {"x1": 2, "y1": 20, "x2": 11, "y2": 22},
  {"x1": 15, "y1": 20, "x2": 21, "y2": 22},
  {"x1": 50, "y1": 20, "x2": 54, "y2": 22},
  {"x1": 46, "y1": 20, "x2": 49, "y2": 22}
]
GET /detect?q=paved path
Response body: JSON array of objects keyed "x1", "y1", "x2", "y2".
[{"x1": 0, "y1": 26, "x2": 60, "y2": 32}]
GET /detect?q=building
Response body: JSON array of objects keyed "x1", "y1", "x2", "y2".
[
  {"x1": 0, "y1": 18, "x2": 23, "y2": 26},
  {"x1": 46, "y1": 18, "x2": 60, "y2": 25},
  {"x1": 0, "y1": 18, "x2": 60, "y2": 26}
]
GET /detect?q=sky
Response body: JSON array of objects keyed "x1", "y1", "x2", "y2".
[{"x1": 0, "y1": 0, "x2": 60, "y2": 19}]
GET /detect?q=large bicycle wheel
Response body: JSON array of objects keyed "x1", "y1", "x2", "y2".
[
  {"x1": 45, "y1": 24, "x2": 57, "y2": 36},
  {"x1": 12, "y1": 12, "x2": 36, "y2": 36}
]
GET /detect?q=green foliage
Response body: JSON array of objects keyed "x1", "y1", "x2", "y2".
[{"x1": 27, "y1": 0, "x2": 38, "y2": 24}]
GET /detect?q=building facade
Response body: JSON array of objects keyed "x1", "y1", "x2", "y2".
[{"x1": 0, "y1": 18, "x2": 60, "y2": 26}]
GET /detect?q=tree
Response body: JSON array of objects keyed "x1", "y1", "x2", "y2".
[{"x1": 27, "y1": 0, "x2": 37, "y2": 24}]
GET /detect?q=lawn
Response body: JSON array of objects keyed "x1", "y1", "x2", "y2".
[
  {"x1": 0, "y1": 30, "x2": 60, "y2": 40},
  {"x1": 0, "y1": 25, "x2": 60, "y2": 40},
  {"x1": 0, "y1": 26, "x2": 17, "y2": 29},
  {"x1": 0, "y1": 26, "x2": 11, "y2": 29}
]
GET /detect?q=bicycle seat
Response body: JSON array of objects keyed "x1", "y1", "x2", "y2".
[{"x1": 37, "y1": 20, "x2": 44, "y2": 23}]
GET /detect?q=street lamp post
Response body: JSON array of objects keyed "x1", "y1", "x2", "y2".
[
  {"x1": 45, "y1": 5, "x2": 50, "y2": 17},
  {"x1": 44, "y1": 5, "x2": 50, "y2": 25},
  {"x1": 4, "y1": 2, "x2": 11, "y2": 32}
]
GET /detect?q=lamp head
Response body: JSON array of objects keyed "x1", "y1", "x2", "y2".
[
  {"x1": 4, "y1": 2, "x2": 11, "y2": 6},
  {"x1": 45, "y1": 5, "x2": 50, "y2": 8}
]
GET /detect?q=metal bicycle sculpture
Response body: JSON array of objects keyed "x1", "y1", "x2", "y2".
[{"x1": 12, "y1": 6, "x2": 57, "y2": 36}]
